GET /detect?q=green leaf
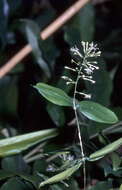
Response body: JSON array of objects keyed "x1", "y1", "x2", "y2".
[
  {"x1": 112, "y1": 107, "x2": 122, "y2": 121},
  {"x1": 64, "y1": 2, "x2": 94, "y2": 45},
  {"x1": 2, "y1": 155, "x2": 30, "y2": 173},
  {"x1": 39, "y1": 162, "x2": 82, "y2": 187},
  {"x1": 64, "y1": 13, "x2": 82, "y2": 46},
  {"x1": 89, "y1": 181, "x2": 112, "y2": 190},
  {"x1": 98, "y1": 159, "x2": 122, "y2": 177},
  {"x1": 0, "y1": 77, "x2": 18, "y2": 116},
  {"x1": 1, "y1": 177, "x2": 32, "y2": 190},
  {"x1": 85, "y1": 59, "x2": 113, "y2": 107},
  {"x1": 33, "y1": 160, "x2": 47, "y2": 174},
  {"x1": 111, "y1": 152, "x2": 121, "y2": 171},
  {"x1": 46, "y1": 103, "x2": 65, "y2": 126},
  {"x1": 120, "y1": 184, "x2": 122, "y2": 190},
  {"x1": 34, "y1": 83, "x2": 72, "y2": 107},
  {"x1": 51, "y1": 179, "x2": 80, "y2": 190},
  {"x1": 50, "y1": 184, "x2": 63, "y2": 190},
  {"x1": 19, "y1": 174, "x2": 38, "y2": 188},
  {"x1": 0, "y1": 170, "x2": 14, "y2": 180},
  {"x1": 0, "y1": 128, "x2": 58, "y2": 157},
  {"x1": 79, "y1": 2, "x2": 95, "y2": 42},
  {"x1": 40, "y1": 37, "x2": 59, "y2": 70},
  {"x1": 21, "y1": 19, "x2": 50, "y2": 78},
  {"x1": 89, "y1": 138, "x2": 122, "y2": 160},
  {"x1": 79, "y1": 101, "x2": 118, "y2": 124}
]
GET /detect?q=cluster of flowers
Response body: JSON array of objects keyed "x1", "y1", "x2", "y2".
[{"x1": 62, "y1": 41, "x2": 101, "y2": 99}]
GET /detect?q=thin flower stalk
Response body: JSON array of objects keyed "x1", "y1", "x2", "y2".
[{"x1": 62, "y1": 41, "x2": 101, "y2": 189}]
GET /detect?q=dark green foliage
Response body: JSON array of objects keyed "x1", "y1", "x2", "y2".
[
  {"x1": 34, "y1": 83, "x2": 73, "y2": 106},
  {"x1": 0, "y1": 0, "x2": 122, "y2": 189}
]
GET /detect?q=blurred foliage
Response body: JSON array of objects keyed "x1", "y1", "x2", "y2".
[{"x1": 0, "y1": 0, "x2": 122, "y2": 189}]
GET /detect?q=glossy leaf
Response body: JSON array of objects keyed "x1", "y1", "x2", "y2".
[
  {"x1": 0, "y1": 128, "x2": 58, "y2": 157},
  {"x1": 39, "y1": 161, "x2": 82, "y2": 187},
  {"x1": 79, "y1": 101, "x2": 118, "y2": 124},
  {"x1": 34, "y1": 83, "x2": 72, "y2": 107},
  {"x1": 89, "y1": 138, "x2": 122, "y2": 160}
]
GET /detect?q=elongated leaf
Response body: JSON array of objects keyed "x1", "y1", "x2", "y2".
[
  {"x1": 111, "y1": 152, "x2": 121, "y2": 171},
  {"x1": 85, "y1": 59, "x2": 112, "y2": 107},
  {"x1": 0, "y1": 76, "x2": 18, "y2": 116},
  {"x1": 39, "y1": 162, "x2": 82, "y2": 187},
  {"x1": 79, "y1": 101, "x2": 118, "y2": 124},
  {"x1": 0, "y1": 0, "x2": 8, "y2": 48},
  {"x1": 79, "y1": 2, "x2": 95, "y2": 42},
  {"x1": 19, "y1": 174, "x2": 38, "y2": 188},
  {"x1": 21, "y1": 19, "x2": 50, "y2": 78},
  {"x1": 0, "y1": 170, "x2": 14, "y2": 180},
  {"x1": 89, "y1": 138, "x2": 122, "y2": 160},
  {"x1": 64, "y1": 3, "x2": 94, "y2": 45},
  {"x1": 0, "y1": 128, "x2": 58, "y2": 157},
  {"x1": 120, "y1": 184, "x2": 122, "y2": 190},
  {"x1": 34, "y1": 83, "x2": 72, "y2": 107}
]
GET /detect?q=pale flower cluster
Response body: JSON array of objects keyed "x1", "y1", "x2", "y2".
[{"x1": 62, "y1": 41, "x2": 101, "y2": 99}]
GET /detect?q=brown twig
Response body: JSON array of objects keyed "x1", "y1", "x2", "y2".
[{"x1": 0, "y1": 0, "x2": 90, "y2": 78}]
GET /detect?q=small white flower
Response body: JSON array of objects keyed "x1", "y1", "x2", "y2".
[
  {"x1": 81, "y1": 41, "x2": 101, "y2": 58},
  {"x1": 70, "y1": 46, "x2": 83, "y2": 58},
  {"x1": 84, "y1": 68, "x2": 93, "y2": 75},
  {"x1": 46, "y1": 164, "x2": 56, "y2": 172},
  {"x1": 62, "y1": 41, "x2": 100, "y2": 95},
  {"x1": 84, "y1": 94, "x2": 91, "y2": 99}
]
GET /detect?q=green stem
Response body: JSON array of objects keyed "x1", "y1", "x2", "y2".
[{"x1": 73, "y1": 58, "x2": 86, "y2": 189}]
